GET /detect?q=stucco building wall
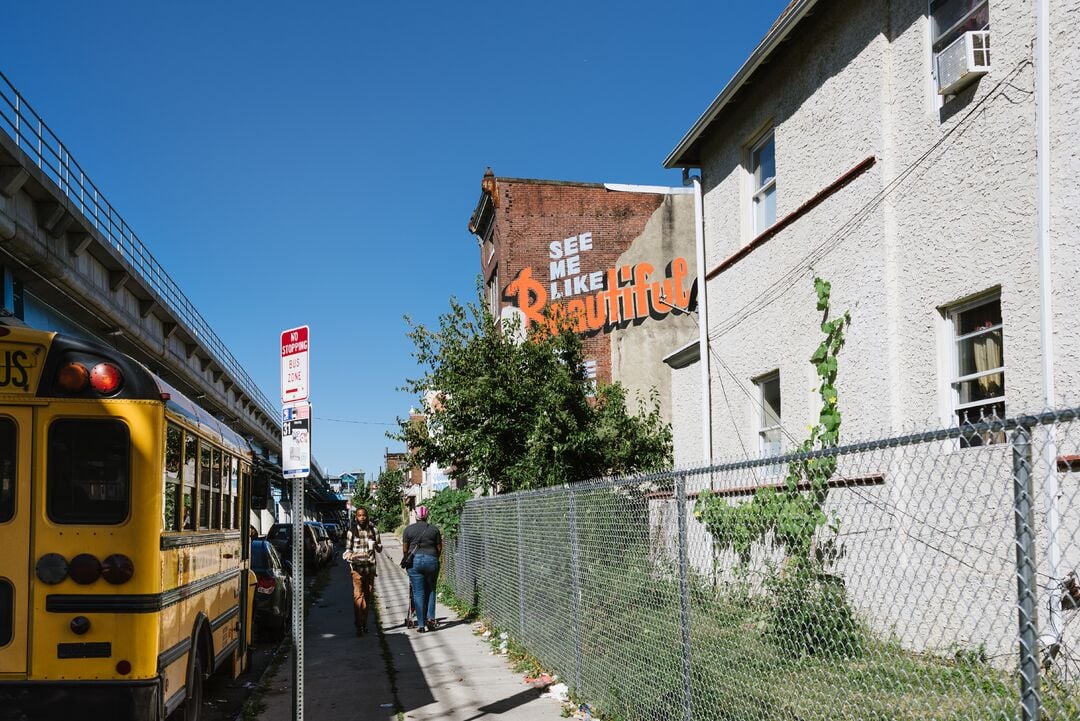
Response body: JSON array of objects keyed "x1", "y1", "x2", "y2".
[{"x1": 666, "y1": 0, "x2": 1080, "y2": 663}]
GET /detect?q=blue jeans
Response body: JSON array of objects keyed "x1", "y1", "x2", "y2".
[{"x1": 407, "y1": 553, "x2": 439, "y2": 629}]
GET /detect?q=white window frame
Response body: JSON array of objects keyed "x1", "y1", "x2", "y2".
[
  {"x1": 750, "y1": 130, "x2": 776, "y2": 236},
  {"x1": 929, "y1": 0, "x2": 990, "y2": 95},
  {"x1": 755, "y1": 371, "x2": 782, "y2": 467},
  {"x1": 946, "y1": 292, "x2": 1005, "y2": 447}
]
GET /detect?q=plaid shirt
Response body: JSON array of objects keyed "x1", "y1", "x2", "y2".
[{"x1": 345, "y1": 521, "x2": 381, "y2": 571}]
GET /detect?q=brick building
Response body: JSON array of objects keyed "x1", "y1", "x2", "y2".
[{"x1": 467, "y1": 169, "x2": 698, "y2": 421}]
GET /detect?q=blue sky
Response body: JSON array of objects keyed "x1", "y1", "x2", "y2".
[{"x1": 4, "y1": 1, "x2": 790, "y2": 478}]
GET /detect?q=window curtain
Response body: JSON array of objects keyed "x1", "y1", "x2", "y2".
[{"x1": 972, "y1": 332, "x2": 1002, "y2": 395}]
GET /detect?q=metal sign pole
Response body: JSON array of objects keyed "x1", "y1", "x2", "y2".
[
  {"x1": 280, "y1": 325, "x2": 311, "y2": 721},
  {"x1": 292, "y1": 473, "x2": 304, "y2": 721}
]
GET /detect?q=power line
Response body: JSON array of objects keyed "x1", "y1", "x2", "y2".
[
  {"x1": 705, "y1": 58, "x2": 1033, "y2": 344},
  {"x1": 315, "y1": 417, "x2": 398, "y2": 426}
]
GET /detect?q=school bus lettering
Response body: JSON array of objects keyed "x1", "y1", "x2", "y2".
[{"x1": 0, "y1": 350, "x2": 30, "y2": 390}]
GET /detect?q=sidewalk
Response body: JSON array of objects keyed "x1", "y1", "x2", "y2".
[{"x1": 258, "y1": 536, "x2": 563, "y2": 721}]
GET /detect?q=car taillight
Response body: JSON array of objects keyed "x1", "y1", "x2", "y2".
[
  {"x1": 256, "y1": 576, "x2": 276, "y2": 595},
  {"x1": 57, "y1": 363, "x2": 90, "y2": 392},
  {"x1": 36, "y1": 553, "x2": 69, "y2": 585},
  {"x1": 101, "y1": 554, "x2": 135, "y2": 584},
  {"x1": 68, "y1": 554, "x2": 102, "y2": 585},
  {"x1": 89, "y1": 363, "x2": 123, "y2": 394}
]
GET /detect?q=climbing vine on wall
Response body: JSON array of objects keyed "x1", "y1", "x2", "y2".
[
  {"x1": 695, "y1": 277, "x2": 851, "y2": 567},
  {"x1": 694, "y1": 277, "x2": 859, "y2": 657}
]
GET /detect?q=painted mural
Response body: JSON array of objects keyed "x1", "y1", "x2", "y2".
[{"x1": 504, "y1": 232, "x2": 694, "y2": 336}]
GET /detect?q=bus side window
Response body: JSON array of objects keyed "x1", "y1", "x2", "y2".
[
  {"x1": 239, "y1": 461, "x2": 249, "y2": 528},
  {"x1": 199, "y1": 444, "x2": 211, "y2": 530},
  {"x1": 163, "y1": 424, "x2": 182, "y2": 532},
  {"x1": 211, "y1": 448, "x2": 222, "y2": 531},
  {"x1": 232, "y1": 459, "x2": 241, "y2": 529},
  {"x1": 183, "y1": 432, "x2": 197, "y2": 530},
  {"x1": 0, "y1": 418, "x2": 15, "y2": 524}
]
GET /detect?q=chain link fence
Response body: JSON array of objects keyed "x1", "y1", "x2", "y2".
[{"x1": 443, "y1": 409, "x2": 1080, "y2": 720}]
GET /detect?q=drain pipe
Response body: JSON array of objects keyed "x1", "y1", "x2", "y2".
[
  {"x1": 1034, "y1": 0, "x2": 1063, "y2": 657},
  {"x1": 683, "y1": 168, "x2": 713, "y2": 467}
]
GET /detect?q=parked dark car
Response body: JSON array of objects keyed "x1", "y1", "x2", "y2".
[
  {"x1": 321, "y1": 521, "x2": 342, "y2": 543},
  {"x1": 251, "y1": 539, "x2": 291, "y2": 641},
  {"x1": 266, "y1": 522, "x2": 319, "y2": 570},
  {"x1": 308, "y1": 522, "x2": 333, "y2": 566}
]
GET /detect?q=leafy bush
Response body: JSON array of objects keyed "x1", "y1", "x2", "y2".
[
  {"x1": 765, "y1": 565, "x2": 864, "y2": 659},
  {"x1": 426, "y1": 487, "x2": 472, "y2": 540}
]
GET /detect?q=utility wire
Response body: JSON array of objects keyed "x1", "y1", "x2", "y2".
[
  {"x1": 706, "y1": 58, "x2": 1033, "y2": 343},
  {"x1": 315, "y1": 417, "x2": 398, "y2": 426}
]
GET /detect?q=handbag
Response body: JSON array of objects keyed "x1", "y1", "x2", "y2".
[{"x1": 400, "y1": 545, "x2": 416, "y2": 570}]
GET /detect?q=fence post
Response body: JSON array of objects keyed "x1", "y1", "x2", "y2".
[
  {"x1": 675, "y1": 471, "x2": 693, "y2": 721},
  {"x1": 568, "y1": 484, "x2": 583, "y2": 694},
  {"x1": 516, "y1": 494, "x2": 527, "y2": 638},
  {"x1": 1012, "y1": 423, "x2": 1041, "y2": 721}
]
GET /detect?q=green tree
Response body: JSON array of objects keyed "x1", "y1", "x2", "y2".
[
  {"x1": 396, "y1": 290, "x2": 672, "y2": 494},
  {"x1": 372, "y1": 468, "x2": 404, "y2": 532},
  {"x1": 349, "y1": 481, "x2": 373, "y2": 514}
]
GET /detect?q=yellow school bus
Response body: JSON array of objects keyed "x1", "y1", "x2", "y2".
[{"x1": 0, "y1": 326, "x2": 257, "y2": 721}]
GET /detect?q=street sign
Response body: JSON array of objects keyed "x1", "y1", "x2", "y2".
[
  {"x1": 280, "y1": 326, "x2": 310, "y2": 404},
  {"x1": 282, "y1": 403, "x2": 311, "y2": 478}
]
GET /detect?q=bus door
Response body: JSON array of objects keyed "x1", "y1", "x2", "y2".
[{"x1": 0, "y1": 406, "x2": 32, "y2": 674}]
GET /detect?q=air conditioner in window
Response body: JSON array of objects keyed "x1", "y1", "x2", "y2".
[{"x1": 937, "y1": 30, "x2": 991, "y2": 95}]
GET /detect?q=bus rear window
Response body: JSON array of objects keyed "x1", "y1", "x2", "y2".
[
  {"x1": 0, "y1": 418, "x2": 13, "y2": 523},
  {"x1": 48, "y1": 419, "x2": 130, "y2": 525}
]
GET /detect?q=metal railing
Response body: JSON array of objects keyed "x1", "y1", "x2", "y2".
[
  {"x1": 445, "y1": 409, "x2": 1080, "y2": 720},
  {"x1": 0, "y1": 69, "x2": 276, "y2": 420}
]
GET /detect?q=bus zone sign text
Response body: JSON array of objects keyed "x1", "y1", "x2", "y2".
[{"x1": 280, "y1": 326, "x2": 309, "y2": 404}]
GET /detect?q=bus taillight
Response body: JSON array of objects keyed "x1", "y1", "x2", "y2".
[
  {"x1": 101, "y1": 554, "x2": 135, "y2": 584},
  {"x1": 56, "y1": 363, "x2": 89, "y2": 392},
  {"x1": 89, "y1": 363, "x2": 123, "y2": 394},
  {"x1": 35, "y1": 553, "x2": 68, "y2": 585},
  {"x1": 68, "y1": 554, "x2": 102, "y2": 585}
]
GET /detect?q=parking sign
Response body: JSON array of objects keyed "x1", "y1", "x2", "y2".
[{"x1": 281, "y1": 326, "x2": 309, "y2": 404}]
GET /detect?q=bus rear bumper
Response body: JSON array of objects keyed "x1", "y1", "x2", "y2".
[{"x1": 0, "y1": 678, "x2": 160, "y2": 721}]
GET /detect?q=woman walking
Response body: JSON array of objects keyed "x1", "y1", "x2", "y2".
[
  {"x1": 402, "y1": 505, "x2": 442, "y2": 633},
  {"x1": 344, "y1": 506, "x2": 382, "y2": 636}
]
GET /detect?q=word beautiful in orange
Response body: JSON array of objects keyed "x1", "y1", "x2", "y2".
[{"x1": 505, "y1": 258, "x2": 693, "y2": 335}]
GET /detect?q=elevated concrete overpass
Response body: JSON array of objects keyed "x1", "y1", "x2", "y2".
[{"x1": 0, "y1": 69, "x2": 288, "y2": 467}]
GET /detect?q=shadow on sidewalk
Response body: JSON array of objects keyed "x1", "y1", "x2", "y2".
[{"x1": 462, "y1": 687, "x2": 547, "y2": 720}]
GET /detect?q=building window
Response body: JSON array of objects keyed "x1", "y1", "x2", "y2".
[
  {"x1": 931, "y1": 0, "x2": 989, "y2": 56},
  {"x1": 487, "y1": 269, "x2": 499, "y2": 318},
  {"x1": 931, "y1": 0, "x2": 990, "y2": 94},
  {"x1": 756, "y1": 372, "x2": 782, "y2": 460},
  {"x1": 949, "y1": 294, "x2": 1004, "y2": 447},
  {"x1": 751, "y1": 131, "x2": 776, "y2": 235}
]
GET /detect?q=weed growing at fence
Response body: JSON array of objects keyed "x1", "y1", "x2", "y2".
[
  {"x1": 695, "y1": 277, "x2": 861, "y2": 659},
  {"x1": 446, "y1": 524, "x2": 1080, "y2": 720},
  {"x1": 427, "y1": 487, "x2": 472, "y2": 540}
]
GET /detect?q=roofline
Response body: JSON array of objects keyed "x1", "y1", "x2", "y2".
[
  {"x1": 603, "y1": 183, "x2": 694, "y2": 195},
  {"x1": 491, "y1": 176, "x2": 608, "y2": 188},
  {"x1": 663, "y1": 0, "x2": 820, "y2": 169},
  {"x1": 663, "y1": 338, "x2": 701, "y2": 369}
]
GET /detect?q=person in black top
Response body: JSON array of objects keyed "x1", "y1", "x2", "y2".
[{"x1": 401, "y1": 505, "x2": 442, "y2": 632}]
